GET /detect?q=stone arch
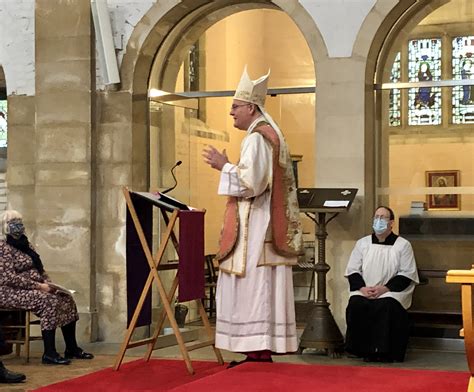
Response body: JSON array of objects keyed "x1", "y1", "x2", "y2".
[
  {"x1": 369, "y1": 0, "x2": 450, "y2": 86},
  {"x1": 355, "y1": 0, "x2": 450, "y2": 223},
  {"x1": 118, "y1": 0, "x2": 326, "y2": 190}
]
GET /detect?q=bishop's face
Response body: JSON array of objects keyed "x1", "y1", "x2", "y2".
[{"x1": 229, "y1": 100, "x2": 253, "y2": 130}]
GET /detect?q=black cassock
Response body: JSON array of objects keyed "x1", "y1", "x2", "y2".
[{"x1": 345, "y1": 296, "x2": 410, "y2": 361}]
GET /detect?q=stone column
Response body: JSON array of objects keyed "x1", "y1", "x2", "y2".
[
  {"x1": 35, "y1": 0, "x2": 95, "y2": 341},
  {"x1": 95, "y1": 90, "x2": 133, "y2": 342},
  {"x1": 6, "y1": 96, "x2": 36, "y2": 229},
  {"x1": 315, "y1": 56, "x2": 367, "y2": 331}
]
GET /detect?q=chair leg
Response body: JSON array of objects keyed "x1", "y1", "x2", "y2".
[
  {"x1": 14, "y1": 322, "x2": 22, "y2": 357},
  {"x1": 210, "y1": 287, "x2": 215, "y2": 319},
  {"x1": 307, "y1": 272, "x2": 315, "y2": 301},
  {"x1": 0, "y1": 309, "x2": 38, "y2": 362},
  {"x1": 25, "y1": 311, "x2": 30, "y2": 363}
]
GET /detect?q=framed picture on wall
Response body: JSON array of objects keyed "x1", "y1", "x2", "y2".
[{"x1": 426, "y1": 170, "x2": 461, "y2": 210}]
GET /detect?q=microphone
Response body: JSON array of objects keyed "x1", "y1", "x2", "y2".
[{"x1": 161, "y1": 160, "x2": 182, "y2": 194}]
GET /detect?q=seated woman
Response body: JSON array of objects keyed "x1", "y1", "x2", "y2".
[{"x1": 0, "y1": 210, "x2": 93, "y2": 365}]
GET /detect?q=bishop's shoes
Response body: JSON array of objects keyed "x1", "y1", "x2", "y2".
[{"x1": 227, "y1": 356, "x2": 273, "y2": 369}]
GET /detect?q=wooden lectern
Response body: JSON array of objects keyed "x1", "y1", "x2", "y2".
[
  {"x1": 446, "y1": 266, "x2": 474, "y2": 392},
  {"x1": 114, "y1": 187, "x2": 223, "y2": 373},
  {"x1": 296, "y1": 187, "x2": 358, "y2": 356}
]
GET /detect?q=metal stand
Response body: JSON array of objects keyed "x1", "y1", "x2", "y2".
[{"x1": 298, "y1": 211, "x2": 344, "y2": 356}]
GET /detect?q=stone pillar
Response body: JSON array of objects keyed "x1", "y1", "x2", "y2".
[
  {"x1": 95, "y1": 90, "x2": 133, "y2": 342},
  {"x1": 35, "y1": 0, "x2": 95, "y2": 341},
  {"x1": 315, "y1": 57, "x2": 367, "y2": 331},
  {"x1": 6, "y1": 96, "x2": 36, "y2": 229}
]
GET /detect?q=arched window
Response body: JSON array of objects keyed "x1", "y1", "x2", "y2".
[
  {"x1": 376, "y1": 0, "x2": 474, "y2": 339},
  {"x1": 379, "y1": 1, "x2": 473, "y2": 217}
]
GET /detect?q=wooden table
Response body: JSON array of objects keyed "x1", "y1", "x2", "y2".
[{"x1": 446, "y1": 265, "x2": 474, "y2": 392}]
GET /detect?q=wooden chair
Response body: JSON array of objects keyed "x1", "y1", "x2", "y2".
[
  {"x1": 446, "y1": 265, "x2": 474, "y2": 392},
  {"x1": 203, "y1": 254, "x2": 218, "y2": 319},
  {"x1": 0, "y1": 309, "x2": 42, "y2": 363}
]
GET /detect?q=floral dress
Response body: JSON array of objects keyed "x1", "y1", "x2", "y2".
[{"x1": 0, "y1": 241, "x2": 78, "y2": 330}]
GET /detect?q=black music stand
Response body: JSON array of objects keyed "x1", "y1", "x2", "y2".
[{"x1": 296, "y1": 188, "x2": 358, "y2": 356}]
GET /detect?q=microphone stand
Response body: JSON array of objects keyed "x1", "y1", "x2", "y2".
[{"x1": 161, "y1": 161, "x2": 182, "y2": 194}]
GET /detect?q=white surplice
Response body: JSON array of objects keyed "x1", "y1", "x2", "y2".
[
  {"x1": 214, "y1": 117, "x2": 298, "y2": 353},
  {"x1": 344, "y1": 235, "x2": 419, "y2": 309}
]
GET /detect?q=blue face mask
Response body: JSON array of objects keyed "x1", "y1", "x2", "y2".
[
  {"x1": 7, "y1": 219, "x2": 25, "y2": 238},
  {"x1": 372, "y1": 218, "x2": 388, "y2": 235}
]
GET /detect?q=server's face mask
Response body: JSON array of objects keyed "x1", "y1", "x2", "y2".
[
  {"x1": 7, "y1": 218, "x2": 25, "y2": 238},
  {"x1": 372, "y1": 217, "x2": 389, "y2": 235}
]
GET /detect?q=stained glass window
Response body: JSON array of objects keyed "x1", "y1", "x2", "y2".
[
  {"x1": 389, "y1": 52, "x2": 401, "y2": 126},
  {"x1": 452, "y1": 36, "x2": 474, "y2": 124},
  {"x1": 408, "y1": 38, "x2": 442, "y2": 125},
  {"x1": 0, "y1": 100, "x2": 6, "y2": 148}
]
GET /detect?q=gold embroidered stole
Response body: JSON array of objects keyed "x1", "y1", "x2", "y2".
[{"x1": 215, "y1": 121, "x2": 303, "y2": 266}]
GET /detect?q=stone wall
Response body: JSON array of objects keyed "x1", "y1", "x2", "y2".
[{"x1": 0, "y1": 0, "x2": 407, "y2": 342}]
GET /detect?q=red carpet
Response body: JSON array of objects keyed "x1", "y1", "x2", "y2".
[{"x1": 33, "y1": 359, "x2": 469, "y2": 392}]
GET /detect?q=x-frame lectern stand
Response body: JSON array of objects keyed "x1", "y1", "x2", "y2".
[
  {"x1": 114, "y1": 187, "x2": 223, "y2": 373},
  {"x1": 296, "y1": 188, "x2": 357, "y2": 356}
]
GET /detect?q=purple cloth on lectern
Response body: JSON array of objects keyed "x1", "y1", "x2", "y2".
[
  {"x1": 178, "y1": 210, "x2": 205, "y2": 302},
  {"x1": 126, "y1": 192, "x2": 152, "y2": 327}
]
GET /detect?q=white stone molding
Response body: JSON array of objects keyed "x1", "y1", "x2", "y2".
[{"x1": 299, "y1": 0, "x2": 377, "y2": 58}]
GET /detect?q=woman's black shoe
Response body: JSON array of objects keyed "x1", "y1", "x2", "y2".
[
  {"x1": 42, "y1": 353, "x2": 71, "y2": 365},
  {"x1": 64, "y1": 347, "x2": 94, "y2": 360}
]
